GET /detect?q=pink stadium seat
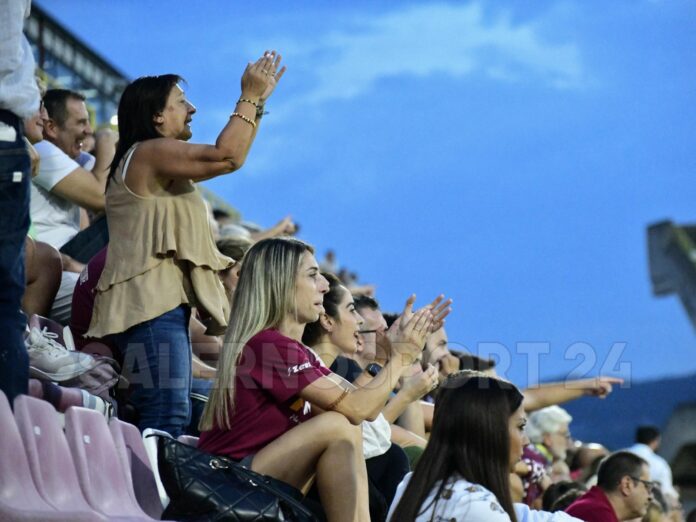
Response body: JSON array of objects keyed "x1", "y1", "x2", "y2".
[
  {"x1": 110, "y1": 418, "x2": 165, "y2": 519},
  {"x1": 65, "y1": 406, "x2": 157, "y2": 521},
  {"x1": 0, "y1": 391, "x2": 93, "y2": 521},
  {"x1": 13, "y1": 395, "x2": 108, "y2": 521}
]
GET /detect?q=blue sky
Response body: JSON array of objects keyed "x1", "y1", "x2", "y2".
[{"x1": 38, "y1": 0, "x2": 696, "y2": 388}]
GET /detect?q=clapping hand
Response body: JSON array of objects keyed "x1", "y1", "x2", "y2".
[
  {"x1": 388, "y1": 294, "x2": 453, "y2": 343},
  {"x1": 259, "y1": 50, "x2": 286, "y2": 103},
  {"x1": 388, "y1": 296, "x2": 433, "y2": 364},
  {"x1": 241, "y1": 50, "x2": 285, "y2": 101}
]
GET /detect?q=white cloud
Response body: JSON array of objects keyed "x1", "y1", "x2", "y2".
[{"x1": 279, "y1": 2, "x2": 585, "y2": 103}]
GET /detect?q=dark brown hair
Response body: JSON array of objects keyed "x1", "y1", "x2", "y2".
[
  {"x1": 301, "y1": 272, "x2": 346, "y2": 347},
  {"x1": 108, "y1": 74, "x2": 183, "y2": 186},
  {"x1": 390, "y1": 371, "x2": 524, "y2": 522}
]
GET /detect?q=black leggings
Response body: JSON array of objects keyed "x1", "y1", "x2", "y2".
[{"x1": 366, "y1": 443, "x2": 410, "y2": 510}]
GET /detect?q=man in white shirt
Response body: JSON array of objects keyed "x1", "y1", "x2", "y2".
[
  {"x1": 626, "y1": 426, "x2": 679, "y2": 507},
  {"x1": 31, "y1": 88, "x2": 115, "y2": 323}
]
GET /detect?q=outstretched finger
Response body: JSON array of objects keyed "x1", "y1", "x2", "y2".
[
  {"x1": 253, "y1": 52, "x2": 269, "y2": 67},
  {"x1": 431, "y1": 306, "x2": 451, "y2": 329},
  {"x1": 432, "y1": 298, "x2": 453, "y2": 321},
  {"x1": 400, "y1": 294, "x2": 416, "y2": 321},
  {"x1": 257, "y1": 52, "x2": 272, "y2": 71},
  {"x1": 428, "y1": 295, "x2": 444, "y2": 310},
  {"x1": 274, "y1": 65, "x2": 287, "y2": 83},
  {"x1": 598, "y1": 376, "x2": 624, "y2": 385}
]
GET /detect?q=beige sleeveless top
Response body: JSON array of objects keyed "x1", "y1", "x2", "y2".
[{"x1": 86, "y1": 143, "x2": 233, "y2": 338}]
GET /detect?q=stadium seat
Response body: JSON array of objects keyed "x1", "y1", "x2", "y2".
[
  {"x1": 65, "y1": 406, "x2": 157, "y2": 521},
  {"x1": 110, "y1": 418, "x2": 165, "y2": 519},
  {"x1": 0, "y1": 391, "x2": 93, "y2": 521},
  {"x1": 13, "y1": 395, "x2": 108, "y2": 521}
]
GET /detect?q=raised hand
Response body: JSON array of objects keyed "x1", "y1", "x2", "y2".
[
  {"x1": 273, "y1": 215, "x2": 296, "y2": 236},
  {"x1": 388, "y1": 294, "x2": 453, "y2": 344},
  {"x1": 390, "y1": 307, "x2": 433, "y2": 365},
  {"x1": 259, "y1": 50, "x2": 286, "y2": 103},
  {"x1": 241, "y1": 51, "x2": 276, "y2": 100},
  {"x1": 426, "y1": 295, "x2": 453, "y2": 333},
  {"x1": 386, "y1": 294, "x2": 415, "y2": 345}
]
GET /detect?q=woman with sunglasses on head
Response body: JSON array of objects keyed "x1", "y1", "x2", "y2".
[
  {"x1": 388, "y1": 371, "x2": 583, "y2": 522},
  {"x1": 199, "y1": 237, "x2": 434, "y2": 522},
  {"x1": 86, "y1": 52, "x2": 283, "y2": 437}
]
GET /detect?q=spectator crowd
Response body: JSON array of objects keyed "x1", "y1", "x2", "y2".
[{"x1": 0, "y1": 1, "x2": 692, "y2": 521}]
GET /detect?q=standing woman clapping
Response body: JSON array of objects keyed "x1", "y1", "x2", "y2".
[{"x1": 86, "y1": 52, "x2": 285, "y2": 437}]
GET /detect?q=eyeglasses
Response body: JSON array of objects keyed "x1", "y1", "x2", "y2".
[{"x1": 629, "y1": 477, "x2": 658, "y2": 492}]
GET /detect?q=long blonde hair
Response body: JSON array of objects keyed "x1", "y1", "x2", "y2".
[{"x1": 199, "y1": 237, "x2": 314, "y2": 431}]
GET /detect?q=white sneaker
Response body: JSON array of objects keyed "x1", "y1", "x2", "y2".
[{"x1": 25, "y1": 327, "x2": 95, "y2": 381}]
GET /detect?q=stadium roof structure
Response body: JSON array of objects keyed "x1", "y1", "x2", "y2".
[
  {"x1": 25, "y1": 3, "x2": 241, "y2": 220},
  {"x1": 647, "y1": 220, "x2": 696, "y2": 330},
  {"x1": 26, "y1": 4, "x2": 129, "y2": 124}
]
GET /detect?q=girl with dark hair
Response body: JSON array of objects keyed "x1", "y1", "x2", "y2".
[
  {"x1": 302, "y1": 273, "x2": 439, "y2": 521},
  {"x1": 387, "y1": 372, "x2": 582, "y2": 522},
  {"x1": 86, "y1": 52, "x2": 283, "y2": 437},
  {"x1": 199, "y1": 237, "x2": 437, "y2": 522}
]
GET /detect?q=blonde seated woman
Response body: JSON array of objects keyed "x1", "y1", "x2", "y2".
[{"x1": 199, "y1": 237, "x2": 434, "y2": 522}]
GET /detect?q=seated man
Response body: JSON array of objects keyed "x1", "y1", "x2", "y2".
[
  {"x1": 565, "y1": 451, "x2": 654, "y2": 521},
  {"x1": 626, "y1": 426, "x2": 679, "y2": 508},
  {"x1": 352, "y1": 294, "x2": 440, "y2": 450},
  {"x1": 31, "y1": 89, "x2": 116, "y2": 323}
]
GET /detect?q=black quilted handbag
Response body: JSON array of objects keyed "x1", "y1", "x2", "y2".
[{"x1": 156, "y1": 436, "x2": 318, "y2": 522}]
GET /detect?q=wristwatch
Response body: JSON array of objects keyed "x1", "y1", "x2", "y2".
[{"x1": 365, "y1": 363, "x2": 383, "y2": 377}]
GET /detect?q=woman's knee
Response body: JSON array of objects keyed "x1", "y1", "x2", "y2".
[{"x1": 314, "y1": 411, "x2": 362, "y2": 444}]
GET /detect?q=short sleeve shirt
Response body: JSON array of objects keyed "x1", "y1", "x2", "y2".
[
  {"x1": 70, "y1": 246, "x2": 118, "y2": 356},
  {"x1": 198, "y1": 329, "x2": 332, "y2": 459},
  {"x1": 30, "y1": 140, "x2": 82, "y2": 248}
]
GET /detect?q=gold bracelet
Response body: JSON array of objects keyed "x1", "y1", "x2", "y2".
[
  {"x1": 230, "y1": 112, "x2": 256, "y2": 128},
  {"x1": 326, "y1": 388, "x2": 350, "y2": 411},
  {"x1": 237, "y1": 97, "x2": 259, "y2": 109}
]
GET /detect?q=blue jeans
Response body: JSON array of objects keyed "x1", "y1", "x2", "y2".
[
  {"x1": 115, "y1": 305, "x2": 192, "y2": 437},
  {"x1": 188, "y1": 377, "x2": 213, "y2": 436},
  {"x1": 0, "y1": 110, "x2": 30, "y2": 406}
]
